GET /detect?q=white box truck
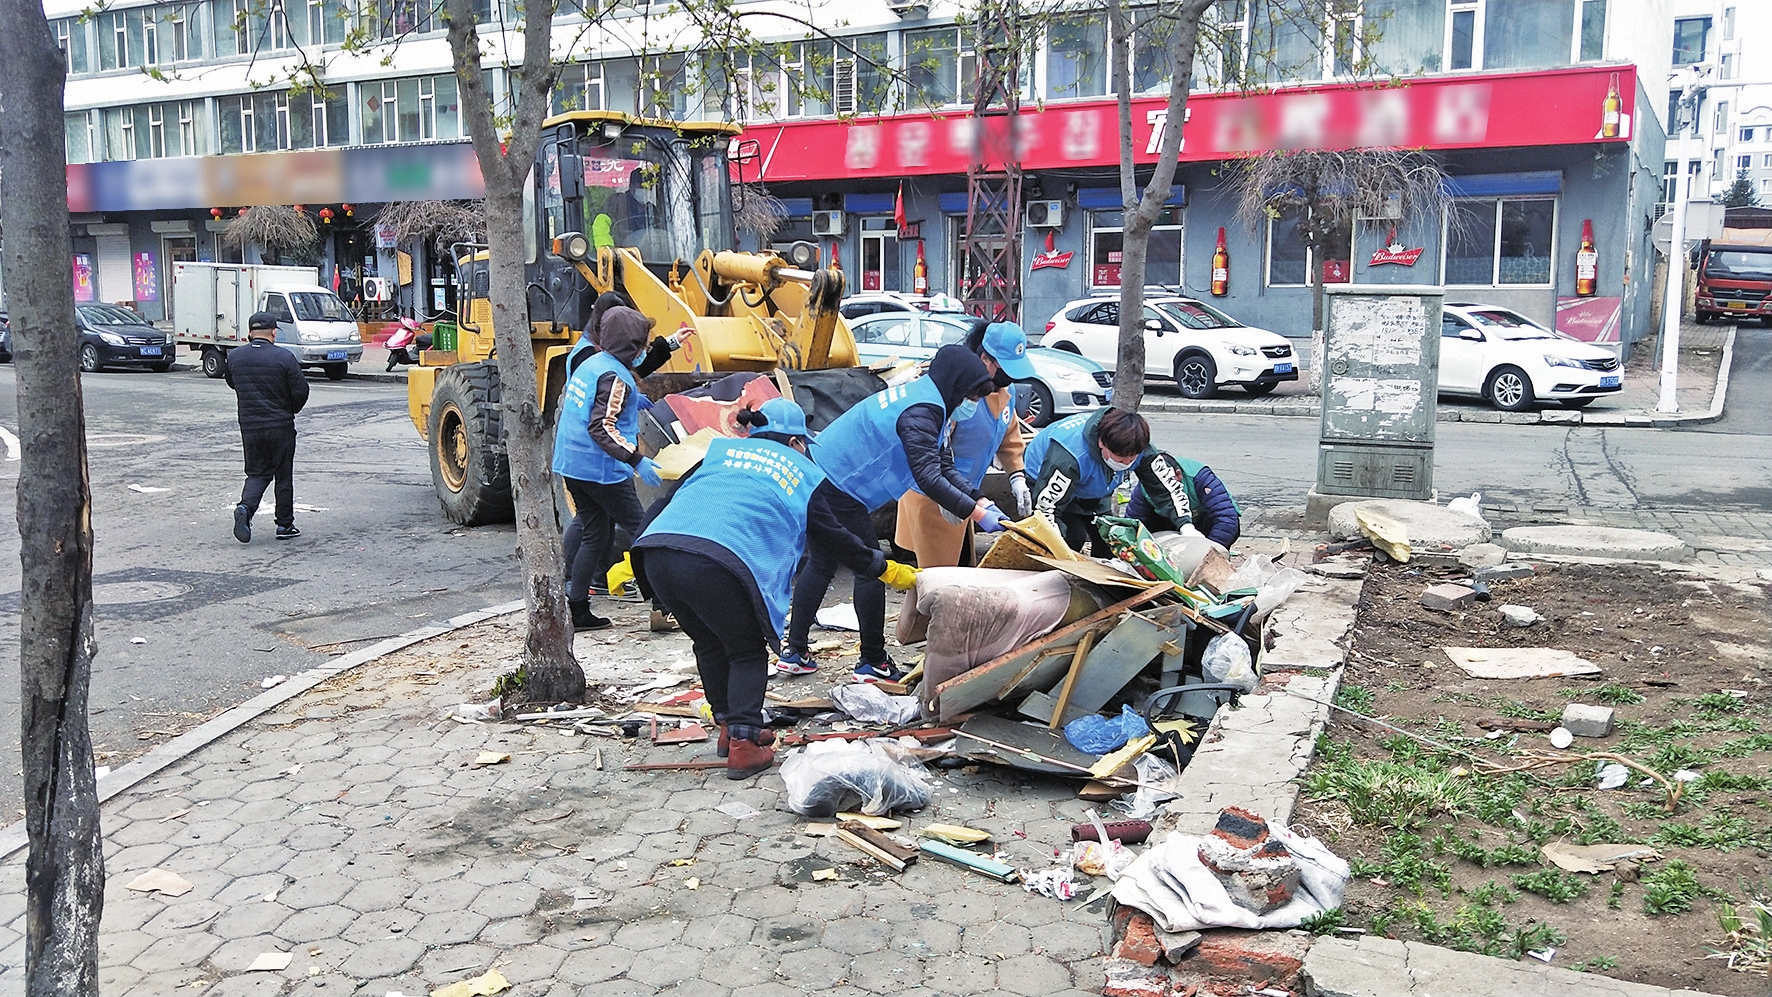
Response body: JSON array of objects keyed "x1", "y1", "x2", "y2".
[{"x1": 172, "y1": 262, "x2": 363, "y2": 380}]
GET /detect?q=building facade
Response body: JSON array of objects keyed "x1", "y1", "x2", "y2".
[
  {"x1": 1659, "y1": 0, "x2": 1772, "y2": 214},
  {"x1": 36, "y1": 0, "x2": 1671, "y2": 352}
]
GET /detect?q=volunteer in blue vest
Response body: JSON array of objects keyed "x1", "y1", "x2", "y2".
[
  {"x1": 560, "y1": 292, "x2": 683, "y2": 604},
  {"x1": 1125, "y1": 452, "x2": 1242, "y2": 548},
  {"x1": 778, "y1": 344, "x2": 1007, "y2": 682},
  {"x1": 894, "y1": 321, "x2": 1036, "y2": 568},
  {"x1": 633, "y1": 399, "x2": 918, "y2": 778},
  {"x1": 1023, "y1": 407, "x2": 1193, "y2": 552},
  {"x1": 553, "y1": 306, "x2": 664, "y2": 631}
]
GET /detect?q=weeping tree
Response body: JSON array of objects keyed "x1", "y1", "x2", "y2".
[
  {"x1": 0, "y1": 3, "x2": 106, "y2": 994},
  {"x1": 374, "y1": 199, "x2": 489, "y2": 250},
  {"x1": 1230, "y1": 148, "x2": 1452, "y2": 340}
]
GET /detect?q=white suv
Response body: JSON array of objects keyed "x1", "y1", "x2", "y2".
[{"x1": 1042, "y1": 295, "x2": 1298, "y2": 398}]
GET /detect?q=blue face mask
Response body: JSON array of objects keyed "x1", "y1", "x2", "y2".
[
  {"x1": 952, "y1": 398, "x2": 979, "y2": 422},
  {"x1": 630, "y1": 354, "x2": 646, "y2": 370}
]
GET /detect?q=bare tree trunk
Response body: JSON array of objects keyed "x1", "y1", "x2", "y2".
[
  {"x1": 0, "y1": 5, "x2": 106, "y2": 992},
  {"x1": 445, "y1": 0, "x2": 584, "y2": 703},
  {"x1": 1110, "y1": 0, "x2": 1136, "y2": 213},
  {"x1": 1114, "y1": 0, "x2": 1214, "y2": 411}
]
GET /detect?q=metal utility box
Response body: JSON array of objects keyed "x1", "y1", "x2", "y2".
[{"x1": 1316, "y1": 284, "x2": 1443, "y2": 503}]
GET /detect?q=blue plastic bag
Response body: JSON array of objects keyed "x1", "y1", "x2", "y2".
[{"x1": 1063, "y1": 704, "x2": 1151, "y2": 755}]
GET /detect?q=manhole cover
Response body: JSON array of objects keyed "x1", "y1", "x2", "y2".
[
  {"x1": 87, "y1": 433, "x2": 167, "y2": 449},
  {"x1": 92, "y1": 581, "x2": 191, "y2": 605}
]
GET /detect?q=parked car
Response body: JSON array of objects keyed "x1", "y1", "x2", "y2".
[
  {"x1": 77, "y1": 303, "x2": 175, "y2": 373},
  {"x1": 0, "y1": 311, "x2": 11, "y2": 364},
  {"x1": 848, "y1": 310, "x2": 1111, "y2": 427},
  {"x1": 1041, "y1": 295, "x2": 1298, "y2": 399},
  {"x1": 840, "y1": 293, "x2": 921, "y2": 320},
  {"x1": 1439, "y1": 303, "x2": 1621, "y2": 411}
]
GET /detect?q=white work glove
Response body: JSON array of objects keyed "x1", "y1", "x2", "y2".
[{"x1": 1009, "y1": 471, "x2": 1032, "y2": 520}]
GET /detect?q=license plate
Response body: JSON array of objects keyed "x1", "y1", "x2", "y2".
[
  {"x1": 1600, "y1": 375, "x2": 1620, "y2": 388},
  {"x1": 1727, "y1": 301, "x2": 1748, "y2": 309},
  {"x1": 326, "y1": 350, "x2": 347, "y2": 361},
  {"x1": 139, "y1": 346, "x2": 162, "y2": 356},
  {"x1": 1273, "y1": 362, "x2": 1294, "y2": 374}
]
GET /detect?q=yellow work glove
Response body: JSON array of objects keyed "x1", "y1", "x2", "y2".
[{"x1": 878, "y1": 560, "x2": 919, "y2": 591}]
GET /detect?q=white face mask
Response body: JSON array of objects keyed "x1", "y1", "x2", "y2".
[{"x1": 1103, "y1": 451, "x2": 1136, "y2": 472}]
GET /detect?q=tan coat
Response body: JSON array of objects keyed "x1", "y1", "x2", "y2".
[{"x1": 894, "y1": 386, "x2": 1026, "y2": 568}]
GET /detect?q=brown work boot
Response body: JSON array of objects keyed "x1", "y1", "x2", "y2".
[
  {"x1": 650, "y1": 609, "x2": 679, "y2": 633},
  {"x1": 726, "y1": 725, "x2": 775, "y2": 780},
  {"x1": 716, "y1": 722, "x2": 729, "y2": 758}
]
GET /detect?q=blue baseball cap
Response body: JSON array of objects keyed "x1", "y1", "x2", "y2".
[
  {"x1": 757, "y1": 397, "x2": 814, "y2": 440},
  {"x1": 982, "y1": 322, "x2": 1036, "y2": 381}
]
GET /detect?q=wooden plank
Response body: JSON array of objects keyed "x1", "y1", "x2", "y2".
[
  {"x1": 1046, "y1": 630, "x2": 1098, "y2": 731},
  {"x1": 994, "y1": 646, "x2": 1072, "y2": 701},
  {"x1": 835, "y1": 821, "x2": 918, "y2": 872},
  {"x1": 1029, "y1": 555, "x2": 1167, "y2": 590},
  {"x1": 918, "y1": 840, "x2": 1018, "y2": 882},
  {"x1": 932, "y1": 586, "x2": 1172, "y2": 723},
  {"x1": 954, "y1": 715, "x2": 1101, "y2": 776},
  {"x1": 1018, "y1": 605, "x2": 1189, "y2": 726}
]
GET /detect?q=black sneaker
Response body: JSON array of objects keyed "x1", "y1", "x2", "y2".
[
  {"x1": 232, "y1": 504, "x2": 252, "y2": 544},
  {"x1": 275, "y1": 525, "x2": 301, "y2": 540},
  {"x1": 569, "y1": 600, "x2": 612, "y2": 632}
]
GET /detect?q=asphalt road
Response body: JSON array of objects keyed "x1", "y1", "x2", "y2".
[{"x1": 0, "y1": 364, "x2": 522, "y2": 815}]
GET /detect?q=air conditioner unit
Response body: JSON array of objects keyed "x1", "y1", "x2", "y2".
[
  {"x1": 812, "y1": 209, "x2": 846, "y2": 237},
  {"x1": 886, "y1": 0, "x2": 930, "y2": 15},
  {"x1": 1025, "y1": 200, "x2": 1066, "y2": 228}
]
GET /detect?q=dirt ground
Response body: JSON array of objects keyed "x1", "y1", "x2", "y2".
[{"x1": 1292, "y1": 559, "x2": 1772, "y2": 995}]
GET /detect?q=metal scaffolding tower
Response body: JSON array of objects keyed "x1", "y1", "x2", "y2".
[{"x1": 960, "y1": 0, "x2": 1022, "y2": 323}]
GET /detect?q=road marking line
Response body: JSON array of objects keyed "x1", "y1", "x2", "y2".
[{"x1": 0, "y1": 426, "x2": 18, "y2": 462}]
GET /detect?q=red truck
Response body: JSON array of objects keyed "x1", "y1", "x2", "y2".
[{"x1": 1695, "y1": 242, "x2": 1772, "y2": 325}]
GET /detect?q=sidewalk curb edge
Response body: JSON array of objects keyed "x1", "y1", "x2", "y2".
[{"x1": 0, "y1": 598, "x2": 526, "y2": 862}]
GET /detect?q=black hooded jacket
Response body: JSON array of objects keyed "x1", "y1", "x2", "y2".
[
  {"x1": 896, "y1": 344, "x2": 996, "y2": 519},
  {"x1": 225, "y1": 338, "x2": 309, "y2": 432}
]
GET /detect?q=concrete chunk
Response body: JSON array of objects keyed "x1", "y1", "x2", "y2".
[
  {"x1": 1326, "y1": 499, "x2": 1492, "y2": 548},
  {"x1": 1476, "y1": 563, "x2": 1535, "y2": 582},
  {"x1": 1457, "y1": 543, "x2": 1507, "y2": 569},
  {"x1": 1561, "y1": 703, "x2": 1615, "y2": 738},
  {"x1": 1421, "y1": 583, "x2": 1478, "y2": 612},
  {"x1": 1500, "y1": 525, "x2": 1687, "y2": 561},
  {"x1": 1499, "y1": 605, "x2": 1542, "y2": 628},
  {"x1": 1155, "y1": 927, "x2": 1203, "y2": 963}
]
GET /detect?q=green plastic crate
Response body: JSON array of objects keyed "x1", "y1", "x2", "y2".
[{"x1": 431, "y1": 321, "x2": 457, "y2": 352}]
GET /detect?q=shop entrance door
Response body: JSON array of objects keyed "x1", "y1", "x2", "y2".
[
  {"x1": 162, "y1": 237, "x2": 197, "y2": 318},
  {"x1": 859, "y1": 218, "x2": 899, "y2": 292}
]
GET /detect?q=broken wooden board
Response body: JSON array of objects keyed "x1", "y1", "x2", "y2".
[
  {"x1": 955, "y1": 715, "x2": 1101, "y2": 777},
  {"x1": 1018, "y1": 604, "x2": 1190, "y2": 726},
  {"x1": 1444, "y1": 646, "x2": 1601, "y2": 679},
  {"x1": 1029, "y1": 555, "x2": 1167, "y2": 591},
  {"x1": 834, "y1": 820, "x2": 918, "y2": 872},
  {"x1": 931, "y1": 586, "x2": 1173, "y2": 722},
  {"x1": 1185, "y1": 548, "x2": 1236, "y2": 594}
]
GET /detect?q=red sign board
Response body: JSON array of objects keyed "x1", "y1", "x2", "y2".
[
  {"x1": 1031, "y1": 250, "x2": 1075, "y2": 271},
  {"x1": 1555, "y1": 296, "x2": 1623, "y2": 343},
  {"x1": 745, "y1": 66, "x2": 1636, "y2": 184}
]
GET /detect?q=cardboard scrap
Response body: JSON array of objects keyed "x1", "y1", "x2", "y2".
[
  {"x1": 245, "y1": 952, "x2": 293, "y2": 972},
  {"x1": 125, "y1": 868, "x2": 193, "y2": 897},
  {"x1": 811, "y1": 868, "x2": 839, "y2": 881},
  {"x1": 430, "y1": 968, "x2": 511, "y2": 997},
  {"x1": 920, "y1": 823, "x2": 991, "y2": 845},
  {"x1": 1443, "y1": 646, "x2": 1601, "y2": 679},
  {"x1": 470, "y1": 752, "x2": 512, "y2": 767},
  {"x1": 1088, "y1": 734, "x2": 1156, "y2": 779},
  {"x1": 652, "y1": 427, "x2": 720, "y2": 480},
  {"x1": 835, "y1": 812, "x2": 902, "y2": 831},
  {"x1": 1541, "y1": 841, "x2": 1663, "y2": 874}
]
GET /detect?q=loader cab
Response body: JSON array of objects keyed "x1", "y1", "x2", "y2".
[{"x1": 528, "y1": 111, "x2": 740, "y2": 329}]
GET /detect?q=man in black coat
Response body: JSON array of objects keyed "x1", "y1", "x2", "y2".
[{"x1": 228, "y1": 311, "x2": 311, "y2": 542}]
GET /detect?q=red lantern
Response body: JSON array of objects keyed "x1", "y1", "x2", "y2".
[
  {"x1": 292, "y1": 204, "x2": 305, "y2": 214},
  {"x1": 319, "y1": 207, "x2": 334, "y2": 224},
  {"x1": 341, "y1": 203, "x2": 354, "y2": 217},
  {"x1": 210, "y1": 207, "x2": 223, "y2": 219},
  {"x1": 237, "y1": 208, "x2": 249, "y2": 217}
]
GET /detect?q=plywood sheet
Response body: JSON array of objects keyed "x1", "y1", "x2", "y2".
[{"x1": 1443, "y1": 646, "x2": 1600, "y2": 679}]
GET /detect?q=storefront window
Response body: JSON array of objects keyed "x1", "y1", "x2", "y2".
[
  {"x1": 1267, "y1": 204, "x2": 1350, "y2": 286},
  {"x1": 1252, "y1": 0, "x2": 1323, "y2": 84},
  {"x1": 1445, "y1": 198, "x2": 1556, "y2": 285},
  {"x1": 1090, "y1": 209, "x2": 1182, "y2": 288},
  {"x1": 1483, "y1": 0, "x2": 1575, "y2": 69},
  {"x1": 1047, "y1": 12, "x2": 1108, "y2": 100}
]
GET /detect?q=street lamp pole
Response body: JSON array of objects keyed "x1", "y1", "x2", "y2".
[{"x1": 1658, "y1": 68, "x2": 1710, "y2": 414}]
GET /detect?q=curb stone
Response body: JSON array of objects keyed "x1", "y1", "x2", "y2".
[{"x1": 0, "y1": 598, "x2": 524, "y2": 861}]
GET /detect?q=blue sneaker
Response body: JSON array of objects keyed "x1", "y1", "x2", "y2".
[
  {"x1": 773, "y1": 648, "x2": 818, "y2": 676},
  {"x1": 852, "y1": 658, "x2": 902, "y2": 683}
]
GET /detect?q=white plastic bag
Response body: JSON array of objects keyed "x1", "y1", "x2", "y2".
[
  {"x1": 779, "y1": 739, "x2": 932, "y2": 817},
  {"x1": 831, "y1": 683, "x2": 921, "y2": 726},
  {"x1": 1116, "y1": 753, "x2": 1180, "y2": 820},
  {"x1": 1254, "y1": 567, "x2": 1307, "y2": 620},
  {"x1": 1224, "y1": 554, "x2": 1276, "y2": 593},
  {"x1": 1202, "y1": 632, "x2": 1256, "y2": 693}
]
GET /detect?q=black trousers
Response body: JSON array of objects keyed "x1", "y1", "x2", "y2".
[
  {"x1": 563, "y1": 477, "x2": 642, "y2": 602},
  {"x1": 643, "y1": 547, "x2": 770, "y2": 727},
  {"x1": 239, "y1": 425, "x2": 297, "y2": 528},
  {"x1": 787, "y1": 488, "x2": 886, "y2": 664},
  {"x1": 1054, "y1": 496, "x2": 1115, "y2": 555}
]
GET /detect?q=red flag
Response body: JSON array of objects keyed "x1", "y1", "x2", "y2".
[{"x1": 894, "y1": 184, "x2": 906, "y2": 232}]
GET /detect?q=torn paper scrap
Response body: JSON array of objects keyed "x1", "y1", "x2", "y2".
[
  {"x1": 125, "y1": 868, "x2": 193, "y2": 897},
  {"x1": 246, "y1": 952, "x2": 294, "y2": 972}
]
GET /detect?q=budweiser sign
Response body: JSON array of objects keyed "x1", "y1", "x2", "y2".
[
  {"x1": 1370, "y1": 230, "x2": 1424, "y2": 267},
  {"x1": 1031, "y1": 250, "x2": 1075, "y2": 271}
]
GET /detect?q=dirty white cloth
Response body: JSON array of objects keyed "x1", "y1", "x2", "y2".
[
  {"x1": 895, "y1": 567, "x2": 1073, "y2": 715},
  {"x1": 830, "y1": 683, "x2": 921, "y2": 726},
  {"x1": 1110, "y1": 822, "x2": 1350, "y2": 933}
]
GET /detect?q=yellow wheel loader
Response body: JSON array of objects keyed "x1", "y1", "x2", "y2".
[{"x1": 406, "y1": 110, "x2": 861, "y2": 524}]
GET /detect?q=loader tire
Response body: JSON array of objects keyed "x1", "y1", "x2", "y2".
[{"x1": 428, "y1": 361, "x2": 514, "y2": 525}]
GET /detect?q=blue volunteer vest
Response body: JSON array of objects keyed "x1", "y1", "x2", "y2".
[
  {"x1": 1023, "y1": 411, "x2": 1134, "y2": 502},
  {"x1": 552, "y1": 350, "x2": 640, "y2": 484},
  {"x1": 811, "y1": 376, "x2": 948, "y2": 512},
  {"x1": 638, "y1": 438, "x2": 827, "y2": 635},
  {"x1": 947, "y1": 384, "x2": 1019, "y2": 491}
]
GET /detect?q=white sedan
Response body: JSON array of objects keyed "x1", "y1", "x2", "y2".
[
  {"x1": 1041, "y1": 295, "x2": 1297, "y2": 399},
  {"x1": 1438, "y1": 304, "x2": 1622, "y2": 411}
]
